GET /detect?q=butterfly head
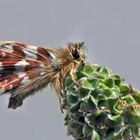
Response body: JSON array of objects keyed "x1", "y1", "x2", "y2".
[{"x1": 69, "y1": 42, "x2": 87, "y2": 65}]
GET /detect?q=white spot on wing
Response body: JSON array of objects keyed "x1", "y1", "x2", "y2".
[
  {"x1": 4, "y1": 80, "x2": 8, "y2": 83},
  {"x1": 40, "y1": 72, "x2": 46, "y2": 76},
  {"x1": 1, "y1": 52, "x2": 6, "y2": 57},
  {"x1": 0, "y1": 62, "x2": 3, "y2": 66},
  {"x1": 18, "y1": 72, "x2": 26, "y2": 78},
  {"x1": 27, "y1": 45, "x2": 38, "y2": 50},
  {"x1": 14, "y1": 59, "x2": 29, "y2": 71},
  {"x1": 0, "y1": 41, "x2": 15, "y2": 44},
  {"x1": 21, "y1": 76, "x2": 31, "y2": 84},
  {"x1": 23, "y1": 50, "x2": 37, "y2": 59},
  {"x1": 40, "y1": 64, "x2": 45, "y2": 67},
  {"x1": 49, "y1": 52, "x2": 56, "y2": 64},
  {"x1": 15, "y1": 59, "x2": 29, "y2": 66},
  {"x1": 0, "y1": 62, "x2": 3, "y2": 71},
  {"x1": 9, "y1": 84, "x2": 13, "y2": 89},
  {"x1": 23, "y1": 45, "x2": 38, "y2": 59},
  {"x1": 1, "y1": 44, "x2": 14, "y2": 52}
]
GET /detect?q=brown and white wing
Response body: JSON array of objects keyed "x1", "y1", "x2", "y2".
[{"x1": 0, "y1": 41, "x2": 55, "y2": 109}]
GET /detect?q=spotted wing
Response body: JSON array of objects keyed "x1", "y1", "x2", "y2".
[{"x1": 0, "y1": 41, "x2": 55, "y2": 109}]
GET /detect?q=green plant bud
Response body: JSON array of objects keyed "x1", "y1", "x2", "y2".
[{"x1": 63, "y1": 64, "x2": 140, "y2": 140}]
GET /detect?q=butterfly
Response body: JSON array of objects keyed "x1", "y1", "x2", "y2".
[{"x1": 0, "y1": 41, "x2": 86, "y2": 109}]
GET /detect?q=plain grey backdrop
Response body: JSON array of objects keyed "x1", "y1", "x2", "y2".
[{"x1": 0, "y1": 0, "x2": 140, "y2": 140}]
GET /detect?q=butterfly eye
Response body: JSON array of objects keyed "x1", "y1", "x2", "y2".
[{"x1": 71, "y1": 48, "x2": 80, "y2": 59}]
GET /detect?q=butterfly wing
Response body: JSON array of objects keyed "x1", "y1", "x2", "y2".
[
  {"x1": 0, "y1": 41, "x2": 55, "y2": 108},
  {"x1": 8, "y1": 69, "x2": 50, "y2": 109}
]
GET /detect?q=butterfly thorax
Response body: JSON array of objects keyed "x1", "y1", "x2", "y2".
[{"x1": 46, "y1": 47, "x2": 77, "y2": 96}]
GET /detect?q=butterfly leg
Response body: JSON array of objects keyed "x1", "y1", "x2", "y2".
[
  {"x1": 53, "y1": 78, "x2": 66, "y2": 113},
  {"x1": 70, "y1": 63, "x2": 82, "y2": 88},
  {"x1": 59, "y1": 93, "x2": 65, "y2": 113},
  {"x1": 70, "y1": 63, "x2": 76, "y2": 82}
]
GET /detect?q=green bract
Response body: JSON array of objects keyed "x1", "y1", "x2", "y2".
[{"x1": 63, "y1": 64, "x2": 140, "y2": 140}]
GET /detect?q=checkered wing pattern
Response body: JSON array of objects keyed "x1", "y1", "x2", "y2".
[{"x1": 0, "y1": 41, "x2": 54, "y2": 108}]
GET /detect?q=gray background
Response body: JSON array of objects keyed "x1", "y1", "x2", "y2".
[{"x1": 0, "y1": 0, "x2": 140, "y2": 140}]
